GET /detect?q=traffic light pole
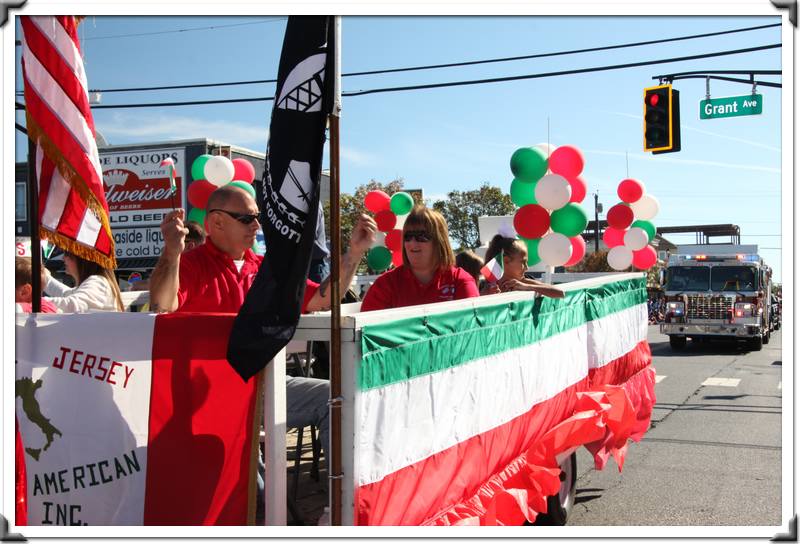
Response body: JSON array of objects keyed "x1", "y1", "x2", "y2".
[{"x1": 594, "y1": 192, "x2": 600, "y2": 253}]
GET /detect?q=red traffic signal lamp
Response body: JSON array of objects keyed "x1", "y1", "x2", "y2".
[{"x1": 643, "y1": 84, "x2": 681, "y2": 154}]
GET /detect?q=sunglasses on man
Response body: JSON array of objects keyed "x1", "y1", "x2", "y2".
[
  {"x1": 208, "y1": 209, "x2": 259, "y2": 225},
  {"x1": 403, "y1": 230, "x2": 432, "y2": 243}
]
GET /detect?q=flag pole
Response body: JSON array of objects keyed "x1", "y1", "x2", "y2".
[
  {"x1": 328, "y1": 15, "x2": 343, "y2": 527},
  {"x1": 27, "y1": 137, "x2": 42, "y2": 312}
]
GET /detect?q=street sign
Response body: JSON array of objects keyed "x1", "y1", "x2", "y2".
[{"x1": 700, "y1": 94, "x2": 763, "y2": 119}]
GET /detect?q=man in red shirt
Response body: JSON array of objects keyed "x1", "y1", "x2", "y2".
[{"x1": 150, "y1": 184, "x2": 377, "y2": 454}]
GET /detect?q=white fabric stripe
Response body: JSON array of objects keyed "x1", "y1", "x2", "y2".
[
  {"x1": 22, "y1": 46, "x2": 102, "y2": 178},
  {"x1": 358, "y1": 325, "x2": 588, "y2": 486},
  {"x1": 29, "y1": 16, "x2": 89, "y2": 91},
  {"x1": 357, "y1": 304, "x2": 648, "y2": 486},
  {"x1": 76, "y1": 207, "x2": 102, "y2": 246},
  {"x1": 41, "y1": 164, "x2": 71, "y2": 230},
  {"x1": 587, "y1": 303, "x2": 648, "y2": 369}
]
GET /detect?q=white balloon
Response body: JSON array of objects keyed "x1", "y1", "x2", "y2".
[
  {"x1": 394, "y1": 213, "x2": 409, "y2": 230},
  {"x1": 630, "y1": 193, "x2": 660, "y2": 220},
  {"x1": 534, "y1": 142, "x2": 557, "y2": 158},
  {"x1": 535, "y1": 174, "x2": 572, "y2": 210},
  {"x1": 607, "y1": 246, "x2": 634, "y2": 270},
  {"x1": 623, "y1": 227, "x2": 649, "y2": 251},
  {"x1": 538, "y1": 232, "x2": 572, "y2": 267},
  {"x1": 204, "y1": 155, "x2": 236, "y2": 187},
  {"x1": 371, "y1": 231, "x2": 386, "y2": 248}
]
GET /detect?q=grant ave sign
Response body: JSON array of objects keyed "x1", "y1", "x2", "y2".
[{"x1": 700, "y1": 94, "x2": 763, "y2": 119}]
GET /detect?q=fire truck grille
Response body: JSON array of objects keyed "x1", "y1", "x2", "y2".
[{"x1": 686, "y1": 295, "x2": 732, "y2": 320}]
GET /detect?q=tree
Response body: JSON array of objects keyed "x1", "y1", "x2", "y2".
[
  {"x1": 431, "y1": 183, "x2": 515, "y2": 250},
  {"x1": 566, "y1": 250, "x2": 614, "y2": 272}
]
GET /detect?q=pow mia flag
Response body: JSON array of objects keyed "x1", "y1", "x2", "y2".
[{"x1": 227, "y1": 16, "x2": 335, "y2": 381}]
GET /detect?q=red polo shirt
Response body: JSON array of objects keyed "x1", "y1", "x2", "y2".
[
  {"x1": 360, "y1": 265, "x2": 479, "y2": 312},
  {"x1": 176, "y1": 239, "x2": 319, "y2": 313}
]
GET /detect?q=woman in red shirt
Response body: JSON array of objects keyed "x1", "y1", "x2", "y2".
[{"x1": 360, "y1": 205, "x2": 479, "y2": 311}]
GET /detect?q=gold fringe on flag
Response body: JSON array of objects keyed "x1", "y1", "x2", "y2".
[{"x1": 26, "y1": 114, "x2": 117, "y2": 270}]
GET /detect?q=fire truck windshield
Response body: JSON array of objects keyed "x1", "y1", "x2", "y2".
[
  {"x1": 711, "y1": 266, "x2": 756, "y2": 291},
  {"x1": 666, "y1": 266, "x2": 709, "y2": 291}
]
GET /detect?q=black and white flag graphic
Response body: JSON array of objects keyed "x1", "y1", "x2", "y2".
[{"x1": 227, "y1": 16, "x2": 335, "y2": 382}]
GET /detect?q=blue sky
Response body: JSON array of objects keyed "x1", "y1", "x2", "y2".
[{"x1": 13, "y1": 15, "x2": 783, "y2": 280}]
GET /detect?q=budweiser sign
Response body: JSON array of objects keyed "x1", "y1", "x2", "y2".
[{"x1": 100, "y1": 148, "x2": 186, "y2": 227}]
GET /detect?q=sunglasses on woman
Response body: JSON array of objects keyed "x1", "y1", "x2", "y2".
[
  {"x1": 403, "y1": 230, "x2": 432, "y2": 243},
  {"x1": 208, "y1": 209, "x2": 259, "y2": 225}
]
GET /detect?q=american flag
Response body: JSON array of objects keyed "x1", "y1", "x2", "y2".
[{"x1": 21, "y1": 16, "x2": 116, "y2": 269}]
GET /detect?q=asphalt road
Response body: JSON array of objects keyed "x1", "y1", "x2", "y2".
[{"x1": 568, "y1": 325, "x2": 784, "y2": 528}]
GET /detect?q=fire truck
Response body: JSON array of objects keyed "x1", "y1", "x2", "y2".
[{"x1": 660, "y1": 245, "x2": 773, "y2": 351}]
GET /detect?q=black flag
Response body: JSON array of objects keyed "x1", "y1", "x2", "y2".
[{"x1": 227, "y1": 16, "x2": 335, "y2": 382}]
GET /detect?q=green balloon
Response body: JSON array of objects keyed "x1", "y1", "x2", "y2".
[
  {"x1": 632, "y1": 219, "x2": 656, "y2": 241},
  {"x1": 191, "y1": 154, "x2": 212, "y2": 181},
  {"x1": 228, "y1": 180, "x2": 256, "y2": 199},
  {"x1": 521, "y1": 237, "x2": 541, "y2": 266},
  {"x1": 550, "y1": 203, "x2": 588, "y2": 238},
  {"x1": 187, "y1": 207, "x2": 206, "y2": 225},
  {"x1": 510, "y1": 178, "x2": 538, "y2": 207},
  {"x1": 367, "y1": 246, "x2": 392, "y2": 272},
  {"x1": 390, "y1": 192, "x2": 414, "y2": 215},
  {"x1": 510, "y1": 147, "x2": 548, "y2": 183}
]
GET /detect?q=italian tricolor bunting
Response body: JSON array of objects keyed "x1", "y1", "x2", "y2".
[
  {"x1": 15, "y1": 313, "x2": 259, "y2": 525},
  {"x1": 355, "y1": 277, "x2": 655, "y2": 525},
  {"x1": 480, "y1": 251, "x2": 504, "y2": 283}
]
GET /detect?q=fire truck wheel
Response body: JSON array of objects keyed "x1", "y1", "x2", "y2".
[
  {"x1": 669, "y1": 336, "x2": 687, "y2": 350},
  {"x1": 542, "y1": 452, "x2": 577, "y2": 526},
  {"x1": 748, "y1": 336, "x2": 763, "y2": 351}
]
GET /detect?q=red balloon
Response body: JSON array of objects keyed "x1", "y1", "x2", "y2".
[
  {"x1": 548, "y1": 145, "x2": 584, "y2": 178},
  {"x1": 602, "y1": 226, "x2": 626, "y2": 248},
  {"x1": 385, "y1": 229, "x2": 403, "y2": 252},
  {"x1": 617, "y1": 178, "x2": 644, "y2": 203},
  {"x1": 187, "y1": 179, "x2": 217, "y2": 209},
  {"x1": 632, "y1": 245, "x2": 657, "y2": 269},
  {"x1": 513, "y1": 204, "x2": 550, "y2": 240},
  {"x1": 606, "y1": 203, "x2": 634, "y2": 229},
  {"x1": 391, "y1": 249, "x2": 404, "y2": 267},
  {"x1": 232, "y1": 158, "x2": 256, "y2": 184},
  {"x1": 567, "y1": 175, "x2": 587, "y2": 203},
  {"x1": 365, "y1": 190, "x2": 391, "y2": 213},
  {"x1": 375, "y1": 209, "x2": 397, "y2": 232},
  {"x1": 565, "y1": 235, "x2": 586, "y2": 267}
]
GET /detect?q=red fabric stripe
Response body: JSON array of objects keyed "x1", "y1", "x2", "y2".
[
  {"x1": 22, "y1": 85, "x2": 102, "y2": 201},
  {"x1": 20, "y1": 18, "x2": 94, "y2": 128},
  {"x1": 55, "y1": 184, "x2": 86, "y2": 239},
  {"x1": 15, "y1": 418, "x2": 27, "y2": 526},
  {"x1": 356, "y1": 340, "x2": 654, "y2": 526},
  {"x1": 95, "y1": 227, "x2": 112, "y2": 254},
  {"x1": 144, "y1": 313, "x2": 258, "y2": 525},
  {"x1": 37, "y1": 150, "x2": 55, "y2": 223}
]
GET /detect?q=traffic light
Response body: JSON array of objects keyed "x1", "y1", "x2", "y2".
[{"x1": 643, "y1": 84, "x2": 681, "y2": 154}]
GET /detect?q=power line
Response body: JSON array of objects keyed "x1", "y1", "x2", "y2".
[
  {"x1": 81, "y1": 17, "x2": 286, "y2": 41},
  {"x1": 68, "y1": 43, "x2": 779, "y2": 110},
  {"x1": 31, "y1": 22, "x2": 776, "y2": 95}
]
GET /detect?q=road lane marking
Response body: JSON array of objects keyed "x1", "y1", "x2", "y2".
[
  {"x1": 655, "y1": 375, "x2": 666, "y2": 383},
  {"x1": 701, "y1": 377, "x2": 741, "y2": 387},
  {"x1": 778, "y1": 381, "x2": 781, "y2": 390}
]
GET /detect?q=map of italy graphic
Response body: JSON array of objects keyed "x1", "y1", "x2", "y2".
[{"x1": 16, "y1": 376, "x2": 62, "y2": 461}]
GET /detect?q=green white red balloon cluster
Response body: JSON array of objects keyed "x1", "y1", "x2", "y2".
[
  {"x1": 509, "y1": 143, "x2": 589, "y2": 267},
  {"x1": 604, "y1": 178, "x2": 660, "y2": 271},
  {"x1": 186, "y1": 154, "x2": 257, "y2": 226},
  {"x1": 363, "y1": 190, "x2": 415, "y2": 272}
]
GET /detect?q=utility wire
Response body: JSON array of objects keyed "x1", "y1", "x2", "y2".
[
  {"x1": 81, "y1": 17, "x2": 286, "y2": 41},
  {"x1": 16, "y1": 43, "x2": 782, "y2": 110},
  {"x1": 32, "y1": 22, "x2": 777, "y2": 95}
]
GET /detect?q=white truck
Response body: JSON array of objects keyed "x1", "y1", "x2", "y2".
[{"x1": 660, "y1": 244, "x2": 773, "y2": 351}]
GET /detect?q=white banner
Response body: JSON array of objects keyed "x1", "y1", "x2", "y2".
[{"x1": 15, "y1": 313, "x2": 156, "y2": 525}]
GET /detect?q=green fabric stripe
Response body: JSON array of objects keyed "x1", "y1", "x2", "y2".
[{"x1": 359, "y1": 277, "x2": 646, "y2": 391}]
